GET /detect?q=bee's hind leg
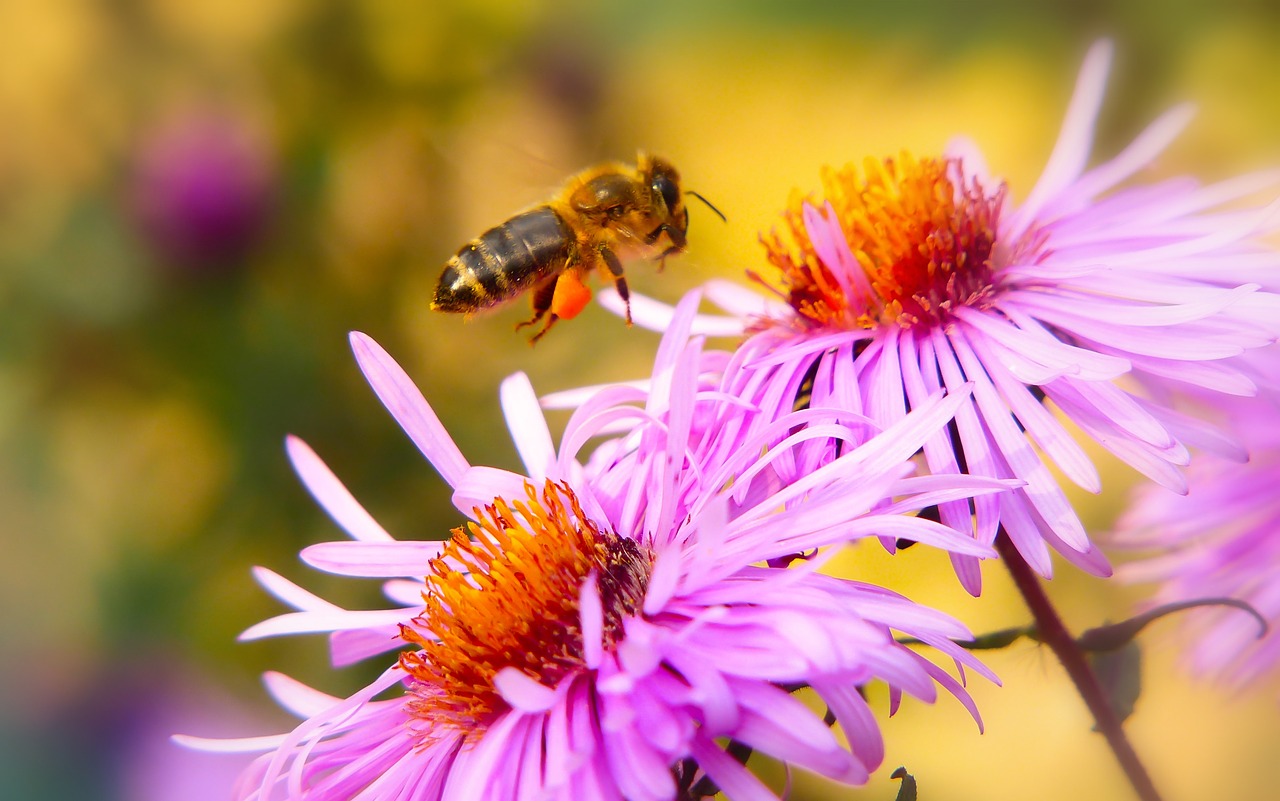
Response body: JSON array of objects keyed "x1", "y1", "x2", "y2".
[
  {"x1": 527, "y1": 314, "x2": 560, "y2": 345},
  {"x1": 516, "y1": 277, "x2": 558, "y2": 342}
]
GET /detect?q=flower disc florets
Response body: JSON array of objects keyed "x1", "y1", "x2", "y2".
[
  {"x1": 760, "y1": 153, "x2": 1005, "y2": 330},
  {"x1": 398, "y1": 479, "x2": 652, "y2": 735}
]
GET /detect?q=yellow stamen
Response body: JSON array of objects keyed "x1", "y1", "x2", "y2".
[
  {"x1": 759, "y1": 153, "x2": 1004, "y2": 330},
  {"x1": 398, "y1": 480, "x2": 651, "y2": 737}
]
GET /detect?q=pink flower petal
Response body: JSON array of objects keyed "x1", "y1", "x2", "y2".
[
  {"x1": 580, "y1": 572, "x2": 604, "y2": 669},
  {"x1": 300, "y1": 540, "x2": 444, "y2": 578},
  {"x1": 285, "y1": 435, "x2": 393, "y2": 543},
  {"x1": 1055, "y1": 102, "x2": 1197, "y2": 210},
  {"x1": 172, "y1": 733, "x2": 286, "y2": 754},
  {"x1": 349, "y1": 331, "x2": 469, "y2": 488},
  {"x1": 501, "y1": 372, "x2": 556, "y2": 480},
  {"x1": 250, "y1": 566, "x2": 341, "y2": 612},
  {"x1": 493, "y1": 668, "x2": 559, "y2": 713},
  {"x1": 1004, "y1": 39, "x2": 1113, "y2": 243},
  {"x1": 689, "y1": 733, "x2": 780, "y2": 801},
  {"x1": 261, "y1": 672, "x2": 341, "y2": 718},
  {"x1": 239, "y1": 607, "x2": 410, "y2": 640}
]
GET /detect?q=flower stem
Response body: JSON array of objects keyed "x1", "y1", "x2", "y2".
[{"x1": 995, "y1": 531, "x2": 1163, "y2": 801}]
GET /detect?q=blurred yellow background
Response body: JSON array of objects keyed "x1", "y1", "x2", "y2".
[{"x1": 1, "y1": 1, "x2": 1278, "y2": 799}]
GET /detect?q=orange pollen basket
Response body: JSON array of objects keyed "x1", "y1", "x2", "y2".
[
  {"x1": 398, "y1": 479, "x2": 652, "y2": 737},
  {"x1": 759, "y1": 153, "x2": 1005, "y2": 330}
]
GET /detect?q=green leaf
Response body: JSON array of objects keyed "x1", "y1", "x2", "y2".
[{"x1": 1088, "y1": 639, "x2": 1143, "y2": 725}]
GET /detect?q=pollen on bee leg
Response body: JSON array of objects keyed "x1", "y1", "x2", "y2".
[{"x1": 550, "y1": 269, "x2": 593, "y2": 321}]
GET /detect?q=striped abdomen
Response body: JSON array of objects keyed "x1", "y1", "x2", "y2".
[{"x1": 432, "y1": 206, "x2": 575, "y2": 313}]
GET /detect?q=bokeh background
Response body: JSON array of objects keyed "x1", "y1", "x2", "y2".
[{"x1": 2, "y1": 1, "x2": 1278, "y2": 799}]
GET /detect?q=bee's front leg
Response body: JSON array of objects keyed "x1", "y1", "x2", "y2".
[
  {"x1": 655, "y1": 243, "x2": 683, "y2": 273},
  {"x1": 598, "y1": 246, "x2": 631, "y2": 326},
  {"x1": 644, "y1": 222, "x2": 687, "y2": 249}
]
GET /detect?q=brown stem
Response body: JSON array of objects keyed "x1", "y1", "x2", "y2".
[{"x1": 995, "y1": 531, "x2": 1163, "y2": 801}]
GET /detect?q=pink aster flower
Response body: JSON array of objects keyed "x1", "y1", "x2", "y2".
[
  {"x1": 607, "y1": 41, "x2": 1280, "y2": 593},
  {"x1": 1114, "y1": 382, "x2": 1280, "y2": 689},
  {"x1": 180, "y1": 297, "x2": 1006, "y2": 800}
]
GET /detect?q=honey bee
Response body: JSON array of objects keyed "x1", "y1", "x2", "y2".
[{"x1": 431, "y1": 152, "x2": 723, "y2": 343}]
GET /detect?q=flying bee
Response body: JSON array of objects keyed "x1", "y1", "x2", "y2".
[{"x1": 431, "y1": 152, "x2": 724, "y2": 343}]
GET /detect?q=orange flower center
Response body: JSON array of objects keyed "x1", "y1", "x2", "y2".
[
  {"x1": 759, "y1": 153, "x2": 1005, "y2": 330},
  {"x1": 398, "y1": 480, "x2": 652, "y2": 736}
]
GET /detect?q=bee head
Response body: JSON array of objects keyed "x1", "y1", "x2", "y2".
[{"x1": 640, "y1": 154, "x2": 688, "y2": 234}]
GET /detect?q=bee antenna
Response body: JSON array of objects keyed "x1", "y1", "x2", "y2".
[{"x1": 686, "y1": 191, "x2": 727, "y2": 223}]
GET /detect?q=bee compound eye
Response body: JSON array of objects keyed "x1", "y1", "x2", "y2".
[{"x1": 652, "y1": 174, "x2": 679, "y2": 214}]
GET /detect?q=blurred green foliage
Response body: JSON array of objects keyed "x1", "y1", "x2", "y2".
[{"x1": 0, "y1": 2, "x2": 1277, "y2": 800}]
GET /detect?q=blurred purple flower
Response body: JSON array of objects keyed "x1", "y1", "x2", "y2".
[
  {"x1": 131, "y1": 109, "x2": 277, "y2": 272},
  {"x1": 0, "y1": 654, "x2": 261, "y2": 801},
  {"x1": 606, "y1": 41, "x2": 1280, "y2": 594},
  {"x1": 181, "y1": 297, "x2": 1007, "y2": 800},
  {"x1": 122, "y1": 663, "x2": 267, "y2": 801},
  {"x1": 1114, "y1": 378, "x2": 1280, "y2": 689}
]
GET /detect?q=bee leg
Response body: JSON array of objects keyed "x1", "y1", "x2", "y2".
[
  {"x1": 528, "y1": 314, "x2": 560, "y2": 345},
  {"x1": 516, "y1": 276, "x2": 558, "y2": 333},
  {"x1": 598, "y1": 246, "x2": 631, "y2": 326},
  {"x1": 644, "y1": 223, "x2": 688, "y2": 249},
  {"x1": 655, "y1": 243, "x2": 682, "y2": 273}
]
